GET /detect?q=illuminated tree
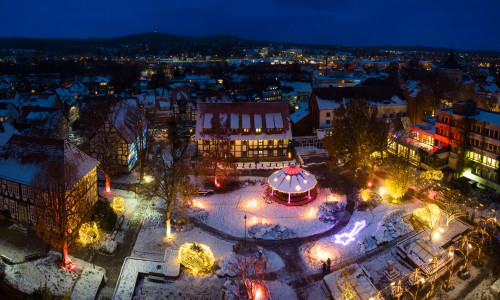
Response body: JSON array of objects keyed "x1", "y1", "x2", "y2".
[
  {"x1": 146, "y1": 119, "x2": 193, "y2": 238},
  {"x1": 324, "y1": 98, "x2": 389, "y2": 171},
  {"x1": 32, "y1": 159, "x2": 97, "y2": 267},
  {"x1": 440, "y1": 186, "x2": 467, "y2": 227},
  {"x1": 385, "y1": 157, "x2": 414, "y2": 201}
]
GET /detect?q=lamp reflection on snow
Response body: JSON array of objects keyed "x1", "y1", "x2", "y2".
[
  {"x1": 192, "y1": 200, "x2": 204, "y2": 209},
  {"x1": 311, "y1": 245, "x2": 331, "y2": 262},
  {"x1": 247, "y1": 199, "x2": 257, "y2": 208}
]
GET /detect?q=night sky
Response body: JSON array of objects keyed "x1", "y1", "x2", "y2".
[{"x1": 2, "y1": 0, "x2": 499, "y2": 50}]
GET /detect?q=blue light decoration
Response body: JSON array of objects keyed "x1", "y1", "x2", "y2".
[
  {"x1": 128, "y1": 142, "x2": 137, "y2": 172},
  {"x1": 333, "y1": 220, "x2": 366, "y2": 246},
  {"x1": 127, "y1": 129, "x2": 147, "y2": 172}
]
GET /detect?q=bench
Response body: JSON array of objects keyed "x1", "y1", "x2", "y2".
[
  {"x1": 1, "y1": 255, "x2": 13, "y2": 264},
  {"x1": 24, "y1": 253, "x2": 41, "y2": 261}
]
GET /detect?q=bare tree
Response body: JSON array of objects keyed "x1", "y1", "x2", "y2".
[
  {"x1": 146, "y1": 120, "x2": 193, "y2": 238},
  {"x1": 199, "y1": 119, "x2": 238, "y2": 188},
  {"x1": 227, "y1": 253, "x2": 270, "y2": 299},
  {"x1": 440, "y1": 186, "x2": 466, "y2": 227},
  {"x1": 32, "y1": 159, "x2": 97, "y2": 267},
  {"x1": 123, "y1": 104, "x2": 155, "y2": 182}
]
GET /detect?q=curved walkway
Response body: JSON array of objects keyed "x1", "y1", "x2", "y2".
[{"x1": 186, "y1": 193, "x2": 355, "y2": 248}]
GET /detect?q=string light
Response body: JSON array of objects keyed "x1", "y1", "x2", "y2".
[
  {"x1": 79, "y1": 222, "x2": 100, "y2": 245},
  {"x1": 179, "y1": 243, "x2": 215, "y2": 273},
  {"x1": 111, "y1": 196, "x2": 125, "y2": 214}
]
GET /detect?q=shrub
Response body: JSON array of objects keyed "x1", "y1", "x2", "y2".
[{"x1": 92, "y1": 199, "x2": 117, "y2": 232}]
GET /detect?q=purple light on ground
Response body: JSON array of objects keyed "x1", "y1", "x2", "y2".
[{"x1": 333, "y1": 220, "x2": 366, "y2": 246}]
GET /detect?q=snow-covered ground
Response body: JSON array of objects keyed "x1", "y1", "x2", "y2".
[
  {"x1": 99, "y1": 187, "x2": 141, "y2": 245},
  {"x1": 183, "y1": 179, "x2": 343, "y2": 239},
  {"x1": 133, "y1": 210, "x2": 236, "y2": 262},
  {"x1": 132, "y1": 273, "x2": 226, "y2": 299},
  {"x1": 3, "y1": 251, "x2": 105, "y2": 298},
  {"x1": 300, "y1": 199, "x2": 421, "y2": 274}
]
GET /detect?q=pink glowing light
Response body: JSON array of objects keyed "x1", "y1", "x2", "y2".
[{"x1": 333, "y1": 220, "x2": 366, "y2": 246}]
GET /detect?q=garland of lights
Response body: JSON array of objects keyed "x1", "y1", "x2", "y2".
[
  {"x1": 111, "y1": 196, "x2": 125, "y2": 214},
  {"x1": 179, "y1": 243, "x2": 215, "y2": 273},
  {"x1": 79, "y1": 222, "x2": 100, "y2": 246},
  {"x1": 267, "y1": 178, "x2": 318, "y2": 195}
]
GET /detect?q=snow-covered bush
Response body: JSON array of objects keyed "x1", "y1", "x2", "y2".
[
  {"x1": 188, "y1": 207, "x2": 209, "y2": 221},
  {"x1": 248, "y1": 224, "x2": 296, "y2": 240},
  {"x1": 223, "y1": 279, "x2": 240, "y2": 300},
  {"x1": 96, "y1": 233, "x2": 118, "y2": 255},
  {"x1": 317, "y1": 201, "x2": 345, "y2": 223},
  {"x1": 142, "y1": 212, "x2": 166, "y2": 230}
]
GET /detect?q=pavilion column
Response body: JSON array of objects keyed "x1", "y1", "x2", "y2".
[
  {"x1": 288, "y1": 193, "x2": 291, "y2": 204},
  {"x1": 308, "y1": 189, "x2": 310, "y2": 199}
]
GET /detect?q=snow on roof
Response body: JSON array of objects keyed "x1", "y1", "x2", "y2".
[
  {"x1": 0, "y1": 135, "x2": 99, "y2": 187},
  {"x1": 268, "y1": 165, "x2": 317, "y2": 194},
  {"x1": 290, "y1": 102, "x2": 309, "y2": 124},
  {"x1": 274, "y1": 113, "x2": 283, "y2": 129},
  {"x1": 195, "y1": 103, "x2": 292, "y2": 141},
  {"x1": 0, "y1": 122, "x2": 20, "y2": 147},
  {"x1": 323, "y1": 264, "x2": 378, "y2": 300},
  {"x1": 254, "y1": 114, "x2": 262, "y2": 129},
  {"x1": 230, "y1": 113, "x2": 239, "y2": 129},
  {"x1": 113, "y1": 256, "x2": 179, "y2": 300},
  {"x1": 220, "y1": 113, "x2": 228, "y2": 127},
  {"x1": 26, "y1": 111, "x2": 51, "y2": 120},
  {"x1": 242, "y1": 114, "x2": 251, "y2": 129},
  {"x1": 203, "y1": 113, "x2": 213, "y2": 129},
  {"x1": 265, "y1": 113, "x2": 275, "y2": 129},
  {"x1": 440, "y1": 107, "x2": 500, "y2": 127},
  {"x1": 282, "y1": 81, "x2": 312, "y2": 93}
]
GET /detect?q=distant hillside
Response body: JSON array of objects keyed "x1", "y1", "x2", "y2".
[{"x1": 0, "y1": 32, "x2": 499, "y2": 57}]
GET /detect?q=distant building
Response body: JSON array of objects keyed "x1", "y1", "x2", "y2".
[
  {"x1": 309, "y1": 86, "x2": 408, "y2": 130},
  {"x1": 195, "y1": 102, "x2": 292, "y2": 161},
  {"x1": 19, "y1": 106, "x2": 68, "y2": 140},
  {"x1": 438, "y1": 50, "x2": 462, "y2": 85},
  {"x1": 0, "y1": 135, "x2": 99, "y2": 225},
  {"x1": 262, "y1": 84, "x2": 282, "y2": 102}
]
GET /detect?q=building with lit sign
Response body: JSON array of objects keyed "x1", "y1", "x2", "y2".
[{"x1": 89, "y1": 103, "x2": 147, "y2": 174}]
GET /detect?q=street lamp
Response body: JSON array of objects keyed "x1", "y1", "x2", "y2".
[
  {"x1": 244, "y1": 214, "x2": 247, "y2": 282},
  {"x1": 91, "y1": 234, "x2": 96, "y2": 269}
]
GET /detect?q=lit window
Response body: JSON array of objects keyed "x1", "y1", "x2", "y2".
[{"x1": 256, "y1": 128, "x2": 261, "y2": 133}]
